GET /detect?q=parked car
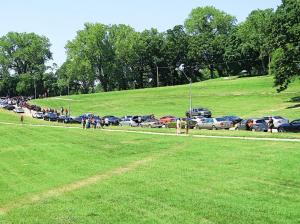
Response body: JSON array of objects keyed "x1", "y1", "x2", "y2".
[
  {"x1": 222, "y1": 116, "x2": 243, "y2": 126},
  {"x1": 119, "y1": 117, "x2": 138, "y2": 127},
  {"x1": 159, "y1": 116, "x2": 177, "y2": 124},
  {"x1": 166, "y1": 118, "x2": 197, "y2": 129},
  {"x1": 263, "y1": 116, "x2": 289, "y2": 128},
  {"x1": 140, "y1": 119, "x2": 163, "y2": 128},
  {"x1": 278, "y1": 119, "x2": 300, "y2": 132},
  {"x1": 57, "y1": 116, "x2": 82, "y2": 124},
  {"x1": 236, "y1": 118, "x2": 268, "y2": 132},
  {"x1": 13, "y1": 107, "x2": 25, "y2": 113},
  {"x1": 32, "y1": 112, "x2": 44, "y2": 119},
  {"x1": 103, "y1": 116, "x2": 120, "y2": 126},
  {"x1": 73, "y1": 116, "x2": 84, "y2": 124},
  {"x1": 186, "y1": 107, "x2": 212, "y2": 118},
  {"x1": 196, "y1": 117, "x2": 232, "y2": 130},
  {"x1": 43, "y1": 112, "x2": 58, "y2": 121},
  {"x1": 4, "y1": 104, "x2": 15, "y2": 111}
]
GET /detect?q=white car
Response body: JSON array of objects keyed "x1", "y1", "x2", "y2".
[
  {"x1": 263, "y1": 116, "x2": 289, "y2": 128},
  {"x1": 32, "y1": 112, "x2": 44, "y2": 119},
  {"x1": 119, "y1": 117, "x2": 138, "y2": 127},
  {"x1": 13, "y1": 107, "x2": 25, "y2": 113}
]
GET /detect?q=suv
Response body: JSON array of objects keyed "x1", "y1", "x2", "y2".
[{"x1": 186, "y1": 108, "x2": 212, "y2": 118}]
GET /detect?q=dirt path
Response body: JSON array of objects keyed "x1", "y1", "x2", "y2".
[{"x1": 0, "y1": 155, "x2": 157, "y2": 215}]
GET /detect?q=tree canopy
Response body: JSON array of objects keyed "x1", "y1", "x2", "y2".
[{"x1": 0, "y1": 1, "x2": 299, "y2": 96}]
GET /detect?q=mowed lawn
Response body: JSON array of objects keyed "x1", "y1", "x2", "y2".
[
  {"x1": 0, "y1": 122, "x2": 300, "y2": 223},
  {"x1": 33, "y1": 76, "x2": 300, "y2": 120}
]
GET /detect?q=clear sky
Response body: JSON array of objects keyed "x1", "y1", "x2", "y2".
[{"x1": 0, "y1": 0, "x2": 282, "y2": 66}]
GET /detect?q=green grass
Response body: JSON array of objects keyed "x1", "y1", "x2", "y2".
[
  {"x1": 0, "y1": 123, "x2": 299, "y2": 223},
  {"x1": 1, "y1": 76, "x2": 300, "y2": 223},
  {"x1": 33, "y1": 76, "x2": 300, "y2": 120}
]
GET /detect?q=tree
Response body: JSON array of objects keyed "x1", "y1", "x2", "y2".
[
  {"x1": 269, "y1": 0, "x2": 300, "y2": 91},
  {"x1": 0, "y1": 32, "x2": 52, "y2": 97},
  {"x1": 236, "y1": 9, "x2": 274, "y2": 75},
  {"x1": 185, "y1": 6, "x2": 236, "y2": 78}
]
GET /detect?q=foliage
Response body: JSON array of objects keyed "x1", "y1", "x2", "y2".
[
  {"x1": 270, "y1": 0, "x2": 300, "y2": 91},
  {"x1": 0, "y1": 32, "x2": 53, "y2": 96},
  {"x1": 1, "y1": 1, "x2": 300, "y2": 96}
]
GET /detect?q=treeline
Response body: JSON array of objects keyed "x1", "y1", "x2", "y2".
[{"x1": 0, "y1": 0, "x2": 299, "y2": 97}]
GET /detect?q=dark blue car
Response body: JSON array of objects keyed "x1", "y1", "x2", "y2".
[{"x1": 278, "y1": 119, "x2": 300, "y2": 132}]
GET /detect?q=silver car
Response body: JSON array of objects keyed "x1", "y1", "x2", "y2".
[
  {"x1": 119, "y1": 117, "x2": 138, "y2": 127},
  {"x1": 263, "y1": 116, "x2": 289, "y2": 128},
  {"x1": 196, "y1": 117, "x2": 232, "y2": 130}
]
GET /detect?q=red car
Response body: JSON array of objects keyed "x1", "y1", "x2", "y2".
[{"x1": 159, "y1": 116, "x2": 177, "y2": 124}]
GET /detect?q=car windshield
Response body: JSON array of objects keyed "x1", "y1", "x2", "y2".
[
  {"x1": 292, "y1": 120, "x2": 300, "y2": 124},
  {"x1": 255, "y1": 120, "x2": 264, "y2": 123},
  {"x1": 274, "y1": 116, "x2": 283, "y2": 119}
]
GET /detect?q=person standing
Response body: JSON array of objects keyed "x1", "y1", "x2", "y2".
[
  {"x1": 65, "y1": 108, "x2": 68, "y2": 116},
  {"x1": 20, "y1": 115, "x2": 24, "y2": 124},
  {"x1": 268, "y1": 117, "x2": 275, "y2": 133},
  {"x1": 82, "y1": 118, "x2": 86, "y2": 129},
  {"x1": 176, "y1": 118, "x2": 181, "y2": 135},
  {"x1": 93, "y1": 118, "x2": 97, "y2": 129}
]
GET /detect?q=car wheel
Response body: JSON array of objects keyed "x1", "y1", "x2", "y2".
[
  {"x1": 212, "y1": 126, "x2": 217, "y2": 130},
  {"x1": 278, "y1": 127, "x2": 285, "y2": 133}
]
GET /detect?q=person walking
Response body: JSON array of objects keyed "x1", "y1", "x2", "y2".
[
  {"x1": 20, "y1": 115, "x2": 24, "y2": 124},
  {"x1": 61, "y1": 107, "x2": 64, "y2": 115},
  {"x1": 65, "y1": 108, "x2": 68, "y2": 116}
]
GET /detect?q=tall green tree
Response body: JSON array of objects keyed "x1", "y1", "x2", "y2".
[
  {"x1": 185, "y1": 6, "x2": 236, "y2": 78},
  {"x1": 269, "y1": 0, "x2": 300, "y2": 91},
  {"x1": 236, "y1": 9, "x2": 274, "y2": 74},
  {"x1": 0, "y1": 32, "x2": 52, "y2": 96}
]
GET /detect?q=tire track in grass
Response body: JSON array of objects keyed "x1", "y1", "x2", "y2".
[{"x1": 0, "y1": 154, "x2": 157, "y2": 215}]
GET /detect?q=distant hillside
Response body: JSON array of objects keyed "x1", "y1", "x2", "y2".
[{"x1": 33, "y1": 76, "x2": 300, "y2": 120}]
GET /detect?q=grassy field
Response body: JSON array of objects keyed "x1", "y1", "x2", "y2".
[
  {"x1": 1, "y1": 76, "x2": 300, "y2": 223},
  {"x1": 0, "y1": 121, "x2": 299, "y2": 224},
  {"x1": 33, "y1": 75, "x2": 300, "y2": 120}
]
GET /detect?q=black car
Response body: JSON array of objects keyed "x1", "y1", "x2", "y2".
[
  {"x1": 186, "y1": 108, "x2": 212, "y2": 118},
  {"x1": 278, "y1": 119, "x2": 300, "y2": 133},
  {"x1": 103, "y1": 116, "x2": 120, "y2": 126},
  {"x1": 3, "y1": 104, "x2": 15, "y2": 111},
  {"x1": 44, "y1": 112, "x2": 58, "y2": 121},
  {"x1": 58, "y1": 116, "x2": 82, "y2": 124}
]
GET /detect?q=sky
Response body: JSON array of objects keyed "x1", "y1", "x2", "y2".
[{"x1": 0, "y1": 0, "x2": 282, "y2": 66}]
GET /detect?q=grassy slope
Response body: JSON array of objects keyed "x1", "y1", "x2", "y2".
[
  {"x1": 0, "y1": 123, "x2": 299, "y2": 223},
  {"x1": 33, "y1": 76, "x2": 300, "y2": 119}
]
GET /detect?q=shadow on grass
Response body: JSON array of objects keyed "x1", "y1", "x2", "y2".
[
  {"x1": 290, "y1": 96, "x2": 300, "y2": 102},
  {"x1": 286, "y1": 96, "x2": 300, "y2": 109}
]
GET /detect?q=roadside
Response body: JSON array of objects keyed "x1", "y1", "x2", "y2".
[{"x1": 1, "y1": 121, "x2": 300, "y2": 143}]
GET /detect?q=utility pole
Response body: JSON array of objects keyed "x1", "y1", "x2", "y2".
[
  {"x1": 156, "y1": 66, "x2": 159, "y2": 87},
  {"x1": 34, "y1": 76, "x2": 37, "y2": 99},
  {"x1": 176, "y1": 64, "x2": 192, "y2": 134},
  {"x1": 268, "y1": 55, "x2": 271, "y2": 75}
]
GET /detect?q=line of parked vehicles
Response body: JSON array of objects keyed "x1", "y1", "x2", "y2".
[{"x1": 1, "y1": 97, "x2": 300, "y2": 133}]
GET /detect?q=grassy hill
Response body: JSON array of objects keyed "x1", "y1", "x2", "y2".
[
  {"x1": 33, "y1": 75, "x2": 300, "y2": 120},
  {"x1": 1, "y1": 75, "x2": 300, "y2": 223}
]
